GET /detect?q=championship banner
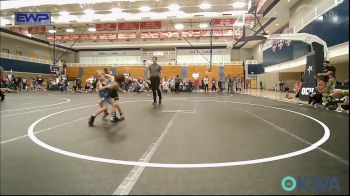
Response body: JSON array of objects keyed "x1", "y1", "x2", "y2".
[
  {"x1": 96, "y1": 23, "x2": 117, "y2": 31},
  {"x1": 260, "y1": 25, "x2": 294, "y2": 51},
  {"x1": 140, "y1": 21, "x2": 161, "y2": 29},
  {"x1": 201, "y1": 30, "x2": 211, "y2": 37},
  {"x1": 46, "y1": 35, "x2": 62, "y2": 41},
  {"x1": 62, "y1": 34, "x2": 79, "y2": 42},
  {"x1": 192, "y1": 30, "x2": 201, "y2": 37},
  {"x1": 98, "y1": 33, "x2": 117, "y2": 40},
  {"x1": 212, "y1": 30, "x2": 223, "y2": 36},
  {"x1": 28, "y1": 26, "x2": 45, "y2": 34},
  {"x1": 212, "y1": 19, "x2": 235, "y2": 27},
  {"x1": 118, "y1": 22, "x2": 139, "y2": 30},
  {"x1": 222, "y1": 29, "x2": 234, "y2": 36},
  {"x1": 181, "y1": 31, "x2": 193, "y2": 37},
  {"x1": 10, "y1": 27, "x2": 23, "y2": 34},
  {"x1": 44, "y1": 28, "x2": 239, "y2": 42},
  {"x1": 140, "y1": 32, "x2": 159, "y2": 39},
  {"x1": 89, "y1": 34, "x2": 98, "y2": 41},
  {"x1": 159, "y1": 31, "x2": 179, "y2": 39},
  {"x1": 80, "y1": 34, "x2": 90, "y2": 41},
  {"x1": 118, "y1": 32, "x2": 137, "y2": 39}
]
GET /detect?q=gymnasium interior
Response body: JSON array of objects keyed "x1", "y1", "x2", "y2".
[{"x1": 0, "y1": 0, "x2": 349, "y2": 195}]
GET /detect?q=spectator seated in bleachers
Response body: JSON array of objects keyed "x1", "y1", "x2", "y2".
[
  {"x1": 330, "y1": 89, "x2": 349, "y2": 110},
  {"x1": 293, "y1": 80, "x2": 302, "y2": 98},
  {"x1": 162, "y1": 79, "x2": 169, "y2": 93},
  {"x1": 309, "y1": 75, "x2": 327, "y2": 108},
  {"x1": 321, "y1": 72, "x2": 337, "y2": 106}
]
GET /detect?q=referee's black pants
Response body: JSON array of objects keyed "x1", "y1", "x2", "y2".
[{"x1": 150, "y1": 76, "x2": 162, "y2": 102}]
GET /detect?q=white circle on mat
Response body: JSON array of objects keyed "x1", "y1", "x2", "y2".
[{"x1": 27, "y1": 99, "x2": 330, "y2": 168}]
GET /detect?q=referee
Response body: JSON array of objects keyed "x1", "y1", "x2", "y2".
[{"x1": 148, "y1": 57, "x2": 162, "y2": 105}]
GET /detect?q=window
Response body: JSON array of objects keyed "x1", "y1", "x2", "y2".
[
  {"x1": 15, "y1": 51, "x2": 22, "y2": 60},
  {"x1": 29, "y1": 53, "x2": 38, "y2": 60},
  {"x1": 2, "y1": 49, "x2": 9, "y2": 58}
]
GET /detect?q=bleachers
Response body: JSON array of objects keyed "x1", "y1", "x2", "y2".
[
  {"x1": 187, "y1": 66, "x2": 209, "y2": 81},
  {"x1": 81, "y1": 66, "x2": 112, "y2": 86},
  {"x1": 224, "y1": 65, "x2": 244, "y2": 77},
  {"x1": 116, "y1": 66, "x2": 145, "y2": 79},
  {"x1": 67, "y1": 64, "x2": 244, "y2": 87},
  {"x1": 161, "y1": 66, "x2": 181, "y2": 79},
  {"x1": 66, "y1": 67, "x2": 80, "y2": 80}
]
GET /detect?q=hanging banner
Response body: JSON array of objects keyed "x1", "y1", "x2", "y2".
[
  {"x1": 159, "y1": 31, "x2": 180, "y2": 39},
  {"x1": 99, "y1": 33, "x2": 117, "y2": 40},
  {"x1": 192, "y1": 30, "x2": 201, "y2": 37},
  {"x1": 62, "y1": 34, "x2": 79, "y2": 41},
  {"x1": 260, "y1": 25, "x2": 294, "y2": 51},
  {"x1": 201, "y1": 30, "x2": 211, "y2": 37},
  {"x1": 96, "y1": 23, "x2": 117, "y2": 31},
  {"x1": 181, "y1": 31, "x2": 192, "y2": 37},
  {"x1": 44, "y1": 28, "x2": 240, "y2": 42},
  {"x1": 118, "y1": 22, "x2": 139, "y2": 30},
  {"x1": 80, "y1": 34, "x2": 90, "y2": 41},
  {"x1": 28, "y1": 26, "x2": 46, "y2": 34},
  {"x1": 141, "y1": 32, "x2": 159, "y2": 39},
  {"x1": 222, "y1": 29, "x2": 234, "y2": 36},
  {"x1": 140, "y1": 21, "x2": 162, "y2": 29},
  {"x1": 10, "y1": 27, "x2": 23, "y2": 34},
  {"x1": 46, "y1": 35, "x2": 62, "y2": 41},
  {"x1": 118, "y1": 32, "x2": 137, "y2": 39},
  {"x1": 89, "y1": 34, "x2": 98, "y2": 41},
  {"x1": 212, "y1": 19, "x2": 235, "y2": 27},
  {"x1": 213, "y1": 30, "x2": 223, "y2": 36}
]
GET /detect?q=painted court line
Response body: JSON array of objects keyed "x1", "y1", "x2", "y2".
[
  {"x1": 237, "y1": 107, "x2": 349, "y2": 166},
  {"x1": 1, "y1": 102, "x2": 97, "y2": 118},
  {"x1": 161, "y1": 110, "x2": 196, "y2": 113},
  {"x1": 27, "y1": 99, "x2": 332, "y2": 168},
  {"x1": 1, "y1": 116, "x2": 89, "y2": 144},
  {"x1": 1, "y1": 97, "x2": 71, "y2": 112},
  {"x1": 2, "y1": 98, "x2": 167, "y2": 144},
  {"x1": 113, "y1": 102, "x2": 183, "y2": 195}
]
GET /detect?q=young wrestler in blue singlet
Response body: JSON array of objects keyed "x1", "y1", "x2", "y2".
[{"x1": 89, "y1": 70, "x2": 115, "y2": 126}]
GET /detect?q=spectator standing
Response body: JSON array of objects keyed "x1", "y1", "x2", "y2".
[
  {"x1": 36, "y1": 75, "x2": 44, "y2": 90},
  {"x1": 188, "y1": 80, "x2": 193, "y2": 92},
  {"x1": 203, "y1": 76, "x2": 209, "y2": 93},
  {"x1": 218, "y1": 79, "x2": 223, "y2": 93},
  {"x1": 194, "y1": 77, "x2": 200, "y2": 92},
  {"x1": 228, "y1": 76, "x2": 234, "y2": 94},
  {"x1": 318, "y1": 60, "x2": 336, "y2": 83},
  {"x1": 293, "y1": 80, "x2": 302, "y2": 98},
  {"x1": 175, "y1": 75, "x2": 181, "y2": 93},
  {"x1": 236, "y1": 77, "x2": 241, "y2": 92},
  {"x1": 162, "y1": 79, "x2": 169, "y2": 93},
  {"x1": 18, "y1": 76, "x2": 22, "y2": 91},
  {"x1": 22, "y1": 77, "x2": 27, "y2": 91},
  {"x1": 0, "y1": 66, "x2": 5, "y2": 101},
  {"x1": 211, "y1": 78, "x2": 217, "y2": 92}
]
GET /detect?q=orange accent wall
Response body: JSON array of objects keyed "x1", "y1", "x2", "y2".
[
  {"x1": 116, "y1": 66, "x2": 145, "y2": 79},
  {"x1": 66, "y1": 67, "x2": 80, "y2": 80},
  {"x1": 161, "y1": 66, "x2": 181, "y2": 79},
  {"x1": 224, "y1": 65, "x2": 244, "y2": 78}
]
